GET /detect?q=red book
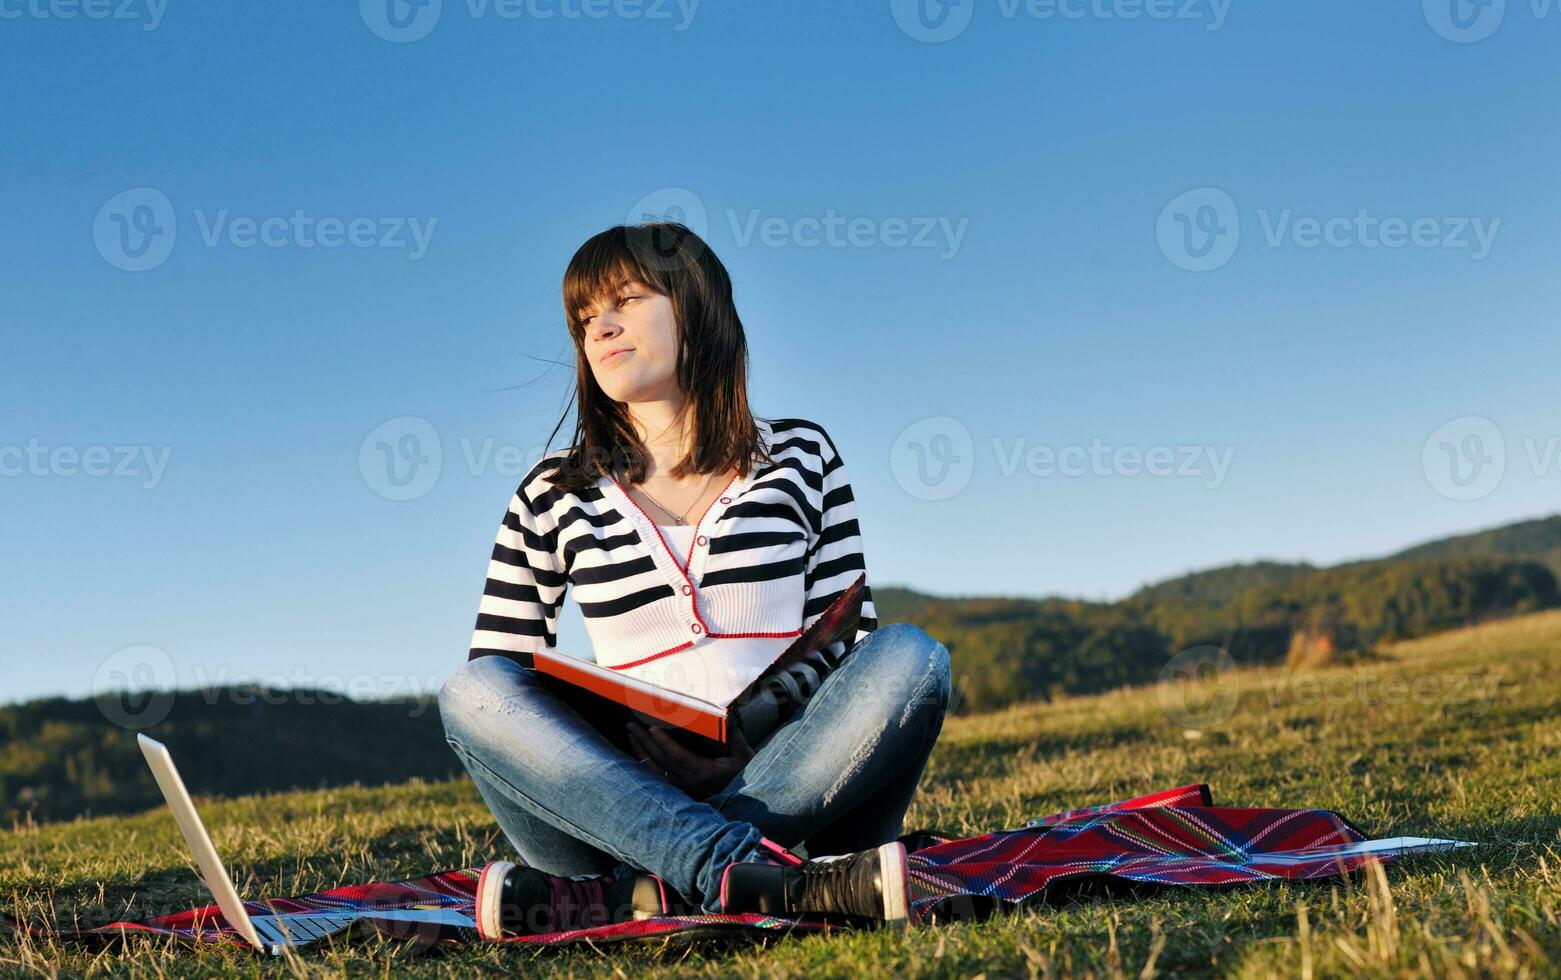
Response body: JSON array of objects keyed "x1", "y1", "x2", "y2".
[{"x1": 533, "y1": 572, "x2": 867, "y2": 749}]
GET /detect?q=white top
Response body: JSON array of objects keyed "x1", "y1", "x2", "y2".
[{"x1": 468, "y1": 416, "x2": 878, "y2": 705}]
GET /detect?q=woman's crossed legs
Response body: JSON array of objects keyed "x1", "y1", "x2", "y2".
[{"x1": 438, "y1": 623, "x2": 952, "y2": 912}]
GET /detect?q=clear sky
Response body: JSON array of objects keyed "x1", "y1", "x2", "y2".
[{"x1": 4, "y1": 1, "x2": 1559, "y2": 705}]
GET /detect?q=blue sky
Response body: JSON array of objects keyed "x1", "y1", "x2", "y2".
[{"x1": 3, "y1": 1, "x2": 1559, "y2": 704}]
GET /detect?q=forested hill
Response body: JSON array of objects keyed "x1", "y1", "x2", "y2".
[
  {"x1": 1135, "y1": 513, "x2": 1561, "y2": 603},
  {"x1": 877, "y1": 512, "x2": 1561, "y2": 712},
  {"x1": 1386, "y1": 514, "x2": 1561, "y2": 575},
  {"x1": 1, "y1": 689, "x2": 457, "y2": 830}
]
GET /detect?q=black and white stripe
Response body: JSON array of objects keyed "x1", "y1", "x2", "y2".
[{"x1": 468, "y1": 416, "x2": 878, "y2": 668}]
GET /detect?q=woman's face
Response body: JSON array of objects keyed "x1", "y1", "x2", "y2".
[{"x1": 581, "y1": 279, "x2": 681, "y2": 404}]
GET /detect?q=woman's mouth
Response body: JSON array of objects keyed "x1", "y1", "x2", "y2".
[{"x1": 603, "y1": 348, "x2": 634, "y2": 364}]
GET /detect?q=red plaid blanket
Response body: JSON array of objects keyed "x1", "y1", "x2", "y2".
[{"x1": 8, "y1": 783, "x2": 1471, "y2": 951}]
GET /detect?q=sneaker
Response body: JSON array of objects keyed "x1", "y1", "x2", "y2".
[
  {"x1": 474, "y1": 861, "x2": 680, "y2": 939},
  {"x1": 718, "y1": 841, "x2": 910, "y2": 928}
]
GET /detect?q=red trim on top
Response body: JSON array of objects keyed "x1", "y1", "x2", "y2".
[
  {"x1": 604, "y1": 629, "x2": 804, "y2": 671},
  {"x1": 605, "y1": 641, "x2": 697, "y2": 671},
  {"x1": 705, "y1": 629, "x2": 803, "y2": 640},
  {"x1": 609, "y1": 471, "x2": 741, "y2": 636},
  {"x1": 610, "y1": 474, "x2": 705, "y2": 628}
]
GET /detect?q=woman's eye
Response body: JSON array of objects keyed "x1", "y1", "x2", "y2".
[
  {"x1": 620, "y1": 295, "x2": 638, "y2": 305},
  {"x1": 580, "y1": 315, "x2": 595, "y2": 328}
]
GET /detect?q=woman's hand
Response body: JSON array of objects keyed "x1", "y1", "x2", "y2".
[{"x1": 625, "y1": 721, "x2": 755, "y2": 797}]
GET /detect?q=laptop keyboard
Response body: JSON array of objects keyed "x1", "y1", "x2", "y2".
[{"x1": 253, "y1": 913, "x2": 356, "y2": 945}]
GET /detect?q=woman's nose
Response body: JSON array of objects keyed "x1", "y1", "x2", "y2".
[{"x1": 588, "y1": 316, "x2": 620, "y2": 342}]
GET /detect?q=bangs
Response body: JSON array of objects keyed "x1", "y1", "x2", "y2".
[{"x1": 563, "y1": 230, "x2": 660, "y2": 335}]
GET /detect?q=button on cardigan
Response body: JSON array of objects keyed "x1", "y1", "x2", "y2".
[{"x1": 467, "y1": 416, "x2": 880, "y2": 691}]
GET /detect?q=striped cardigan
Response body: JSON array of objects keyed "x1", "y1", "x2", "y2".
[{"x1": 467, "y1": 416, "x2": 879, "y2": 687}]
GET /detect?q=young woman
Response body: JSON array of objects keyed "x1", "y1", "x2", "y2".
[{"x1": 437, "y1": 222, "x2": 952, "y2": 937}]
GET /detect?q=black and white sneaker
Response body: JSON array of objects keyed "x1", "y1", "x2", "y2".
[
  {"x1": 718, "y1": 841, "x2": 910, "y2": 928},
  {"x1": 474, "y1": 861, "x2": 681, "y2": 939}
]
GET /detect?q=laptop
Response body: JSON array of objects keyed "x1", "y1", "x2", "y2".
[{"x1": 136, "y1": 733, "x2": 475, "y2": 955}]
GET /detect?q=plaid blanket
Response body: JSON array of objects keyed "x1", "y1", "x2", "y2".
[{"x1": 9, "y1": 783, "x2": 1471, "y2": 951}]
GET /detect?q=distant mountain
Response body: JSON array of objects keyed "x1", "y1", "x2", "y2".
[
  {"x1": 0, "y1": 687, "x2": 460, "y2": 828},
  {"x1": 870, "y1": 513, "x2": 1561, "y2": 714},
  {"x1": 1387, "y1": 514, "x2": 1561, "y2": 578},
  {"x1": 1130, "y1": 561, "x2": 1318, "y2": 606},
  {"x1": 1127, "y1": 513, "x2": 1561, "y2": 605}
]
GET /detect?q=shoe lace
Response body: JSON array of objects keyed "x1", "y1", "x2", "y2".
[{"x1": 797, "y1": 856, "x2": 865, "y2": 917}]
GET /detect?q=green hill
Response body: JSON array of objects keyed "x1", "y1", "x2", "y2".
[
  {"x1": 1129, "y1": 560, "x2": 1318, "y2": 605},
  {"x1": 4, "y1": 607, "x2": 1556, "y2": 978},
  {"x1": 1138, "y1": 513, "x2": 1561, "y2": 604},
  {"x1": 1388, "y1": 513, "x2": 1561, "y2": 579},
  {"x1": 0, "y1": 688, "x2": 457, "y2": 829}
]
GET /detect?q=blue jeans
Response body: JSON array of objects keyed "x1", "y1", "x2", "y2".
[{"x1": 438, "y1": 623, "x2": 952, "y2": 912}]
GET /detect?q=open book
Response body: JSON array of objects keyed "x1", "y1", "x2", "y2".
[{"x1": 533, "y1": 572, "x2": 867, "y2": 750}]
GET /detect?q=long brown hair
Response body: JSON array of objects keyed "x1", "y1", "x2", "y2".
[{"x1": 542, "y1": 221, "x2": 774, "y2": 494}]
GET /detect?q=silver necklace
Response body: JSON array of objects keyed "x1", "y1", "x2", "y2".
[{"x1": 636, "y1": 472, "x2": 715, "y2": 526}]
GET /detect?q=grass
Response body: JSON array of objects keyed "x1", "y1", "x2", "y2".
[{"x1": 3, "y1": 610, "x2": 1559, "y2": 978}]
